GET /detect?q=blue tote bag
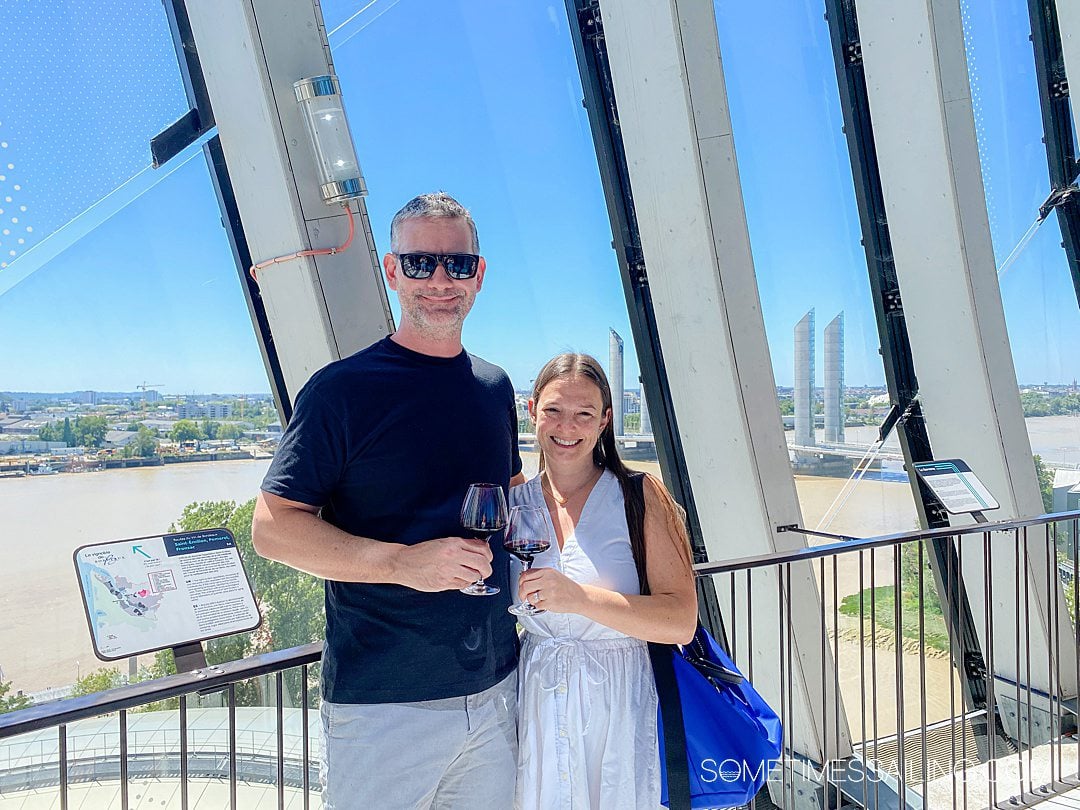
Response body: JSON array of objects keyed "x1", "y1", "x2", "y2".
[
  {"x1": 623, "y1": 473, "x2": 783, "y2": 809},
  {"x1": 649, "y1": 625, "x2": 783, "y2": 809}
]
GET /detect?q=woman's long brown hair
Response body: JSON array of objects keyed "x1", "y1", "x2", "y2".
[{"x1": 531, "y1": 353, "x2": 693, "y2": 584}]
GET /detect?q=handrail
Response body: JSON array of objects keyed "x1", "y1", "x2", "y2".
[
  {"x1": 0, "y1": 643, "x2": 322, "y2": 739},
  {"x1": 693, "y1": 509, "x2": 1080, "y2": 576},
  {"x1": 4, "y1": 511, "x2": 1078, "y2": 743}
]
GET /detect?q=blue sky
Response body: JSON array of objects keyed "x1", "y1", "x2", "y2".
[{"x1": 0, "y1": 0, "x2": 1077, "y2": 396}]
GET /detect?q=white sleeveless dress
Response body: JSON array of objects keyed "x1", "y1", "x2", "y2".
[{"x1": 511, "y1": 470, "x2": 661, "y2": 809}]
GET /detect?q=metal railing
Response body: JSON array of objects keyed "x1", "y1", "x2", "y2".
[
  {"x1": 3, "y1": 511, "x2": 1080, "y2": 809},
  {"x1": 695, "y1": 509, "x2": 1080, "y2": 810},
  {"x1": 0, "y1": 643, "x2": 322, "y2": 809}
]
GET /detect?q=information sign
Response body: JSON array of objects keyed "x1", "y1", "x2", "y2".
[
  {"x1": 912, "y1": 459, "x2": 999, "y2": 515},
  {"x1": 74, "y1": 528, "x2": 260, "y2": 661}
]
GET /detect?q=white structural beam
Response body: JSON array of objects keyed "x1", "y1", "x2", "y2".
[
  {"x1": 1058, "y1": 0, "x2": 1080, "y2": 140},
  {"x1": 856, "y1": 0, "x2": 1077, "y2": 707},
  {"x1": 598, "y1": 0, "x2": 851, "y2": 769},
  {"x1": 186, "y1": 0, "x2": 392, "y2": 402}
]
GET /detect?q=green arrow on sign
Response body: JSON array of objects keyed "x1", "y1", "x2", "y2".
[{"x1": 133, "y1": 545, "x2": 151, "y2": 559}]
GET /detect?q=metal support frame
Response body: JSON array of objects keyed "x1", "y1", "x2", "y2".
[
  {"x1": 1033, "y1": 1, "x2": 1080, "y2": 306},
  {"x1": 181, "y1": 0, "x2": 393, "y2": 405},
  {"x1": 854, "y1": 0, "x2": 1077, "y2": 720},
  {"x1": 582, "y1": 0, "x2": 852, "y2": 781},
  {"x1": 824, "y1": 0, "x2": 988, "y2": 711}
]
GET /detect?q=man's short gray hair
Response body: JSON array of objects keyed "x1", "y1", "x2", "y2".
[{"x1": 389, "y1": 192, "x2": 479, "y2": 253}]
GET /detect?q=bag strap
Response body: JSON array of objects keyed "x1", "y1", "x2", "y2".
[
  {"x1": 624, "y1": 471, "x2": 650, "y2": 596},
  {"x1": 623, "y1": 472, "x2": 692, "y2": 810}
]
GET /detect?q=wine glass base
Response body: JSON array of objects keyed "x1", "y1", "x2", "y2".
[
  {"x1": 508, "y1": 602, "x2": 546, "y2": 616},
  {"x1": 460, "y1": 583, "x2": 500, "y2": 596}
]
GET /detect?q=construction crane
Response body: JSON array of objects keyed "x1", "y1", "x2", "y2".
[{"x1": 136, "y1": 382, "x2": 163, "y2": 413}]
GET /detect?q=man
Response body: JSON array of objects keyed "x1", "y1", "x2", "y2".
[{"x1": 252, "y1": 192, "x2": 524, "y2": 809}]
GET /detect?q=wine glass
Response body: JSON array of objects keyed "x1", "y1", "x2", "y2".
[
  {"x1": 460, "y1": 483, "x2": 508, "y2": 596},
  {"x1": 505, "y1": 505, "x2": 553, "y2": 616}
]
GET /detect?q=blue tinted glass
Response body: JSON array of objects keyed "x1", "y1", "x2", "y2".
[
  {"x1": 962, "y1": 0, "x2": 1080, "y2": 465},
  {"x1": 0, "y1": 1, "x2": 187, "y2": 279}
]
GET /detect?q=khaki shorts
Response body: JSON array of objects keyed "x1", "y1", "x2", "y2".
[{"x1": 320, "y1": 670, "x2": 518, "y2": 810}]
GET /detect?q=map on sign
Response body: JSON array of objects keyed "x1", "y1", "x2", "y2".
[
  {"x1": 74, "y1": 529, "x2": 261, "y2": 661},
  {"x1": 912, "y1": 459, "x2": 1000, "y2": 515}
]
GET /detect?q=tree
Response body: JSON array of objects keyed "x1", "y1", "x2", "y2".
[
  {"x1": 71, "y1": 667, "x2": 123, "y2": 697},
  {"x1": 0, "y1": 680, "x2": 31, "y2": 714},
  {"x1": 72, "y1": 415, "x2": 108, "y2": 448},
  {"x1": 201, "y1": 419, "x2": 220, "y2": 440},
  {"x1": 170, "y1": 419, "x2": 204, "y2": 443},
  {"x1": 122, "y1": 426, "x2": 159, "y2": 458},
  {"x1": 777, "y1": 398, "x2": 794, "y2": 416},
  {"x1": 217, "y1": 422, "x2": 244, "y2": 441},
  {"x1": 1021, "y1": 391, "x2": 1051, "y2": 417}
]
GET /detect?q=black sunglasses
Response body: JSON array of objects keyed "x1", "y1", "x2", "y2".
[{"x1": 396, "y1": 252, "x2": 480, "y2": 280}]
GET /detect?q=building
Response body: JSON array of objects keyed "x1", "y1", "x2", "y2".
[
  {"x1": 609, "y1": 328, "x2": 624, "y2": 437},
  {"x1": 823, "y1": 312, "x2": 845, "y2": 443},
  {"x1": 793, "y1": 309, "x2": 816, "y2": 447},
  {"x1": 640, "y1": 381, "x2": 652, "y2": 435},
  {"x1": 207, "y1": 403, "x2": 232, "y2": 419},
  {"x1": 176, "y1": 403, "x2": 232, "y2": 420}
]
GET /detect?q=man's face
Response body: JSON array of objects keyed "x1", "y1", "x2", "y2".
[{"x1": 383, "y1": 217, "x2": 486, "y2": 341}]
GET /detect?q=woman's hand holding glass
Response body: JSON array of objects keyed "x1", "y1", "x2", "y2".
[
  {"x1": 505, "y1": 506, "x2": 553, "y2": 616},
  {"x1": 517, "y1": 565, "x2": 586, "y2": 615}
]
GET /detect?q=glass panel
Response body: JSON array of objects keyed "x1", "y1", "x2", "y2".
[
  {"x1": 0, "y1": 0, "x2": 283, "y2": 720},
  {"x1": 321, "y1": 0, "x2": 656, "y2": 479},
  {"x1": 0, "y1": 723, "x2": 63, "y2": 801},
  {"x1": 962, "y1": 0, "x2": 1080, "y2": 508},
  {"x1": 712, "y1": 0, "x2": 947, "y2": 749},
  {"x1": 0, "y1": 1, "x2": 188, "y2": 284}
]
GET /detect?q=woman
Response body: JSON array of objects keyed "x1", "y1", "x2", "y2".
[{"x1": 511, "y1": 353, "x2": 698, "y2": 810}]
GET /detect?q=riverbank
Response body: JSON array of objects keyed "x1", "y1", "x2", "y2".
[{"x1": 0, "y1": 447, "x2": 269, "y2": 479}]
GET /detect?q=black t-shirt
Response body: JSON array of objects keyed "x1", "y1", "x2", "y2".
[{"x1": 261, "y1": 337, "x2": 522, "y2": 703}]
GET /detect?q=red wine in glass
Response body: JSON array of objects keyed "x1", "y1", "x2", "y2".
[
  {"x1": 505, "y1": 506, "x2": 552, "y2": 616},
  {"x1": 460, "y1": 483, "x2": 508, "y2": 596},
  {"x1": 504, "y1": 539, "x2": 552, "y2": 564}
]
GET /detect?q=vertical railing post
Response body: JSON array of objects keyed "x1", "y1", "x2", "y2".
[
  {"x1": 228, "y1": 682, "x2": 237, "y2": 810},
  {"x1": 119, "y1": 709, "x2": 129, "y2": 809},
  {"x1": 58, "y1": 723, "x2": 68, "y2": 810},
  {"x1": 276, "y1": 671, "x2": 285, "y2": 810},
  {"x1": 180, "y1": 694, "x2": 189, "y2": 810}
]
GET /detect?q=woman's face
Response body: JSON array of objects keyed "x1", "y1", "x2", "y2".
[{"x1": 530, "y1": 375, "x2": 611, "y2": 467}]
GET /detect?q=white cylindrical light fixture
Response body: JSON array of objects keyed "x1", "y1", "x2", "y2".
[{"x1": 293, "y1": 75, "x2": 367, "y2": 204}]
